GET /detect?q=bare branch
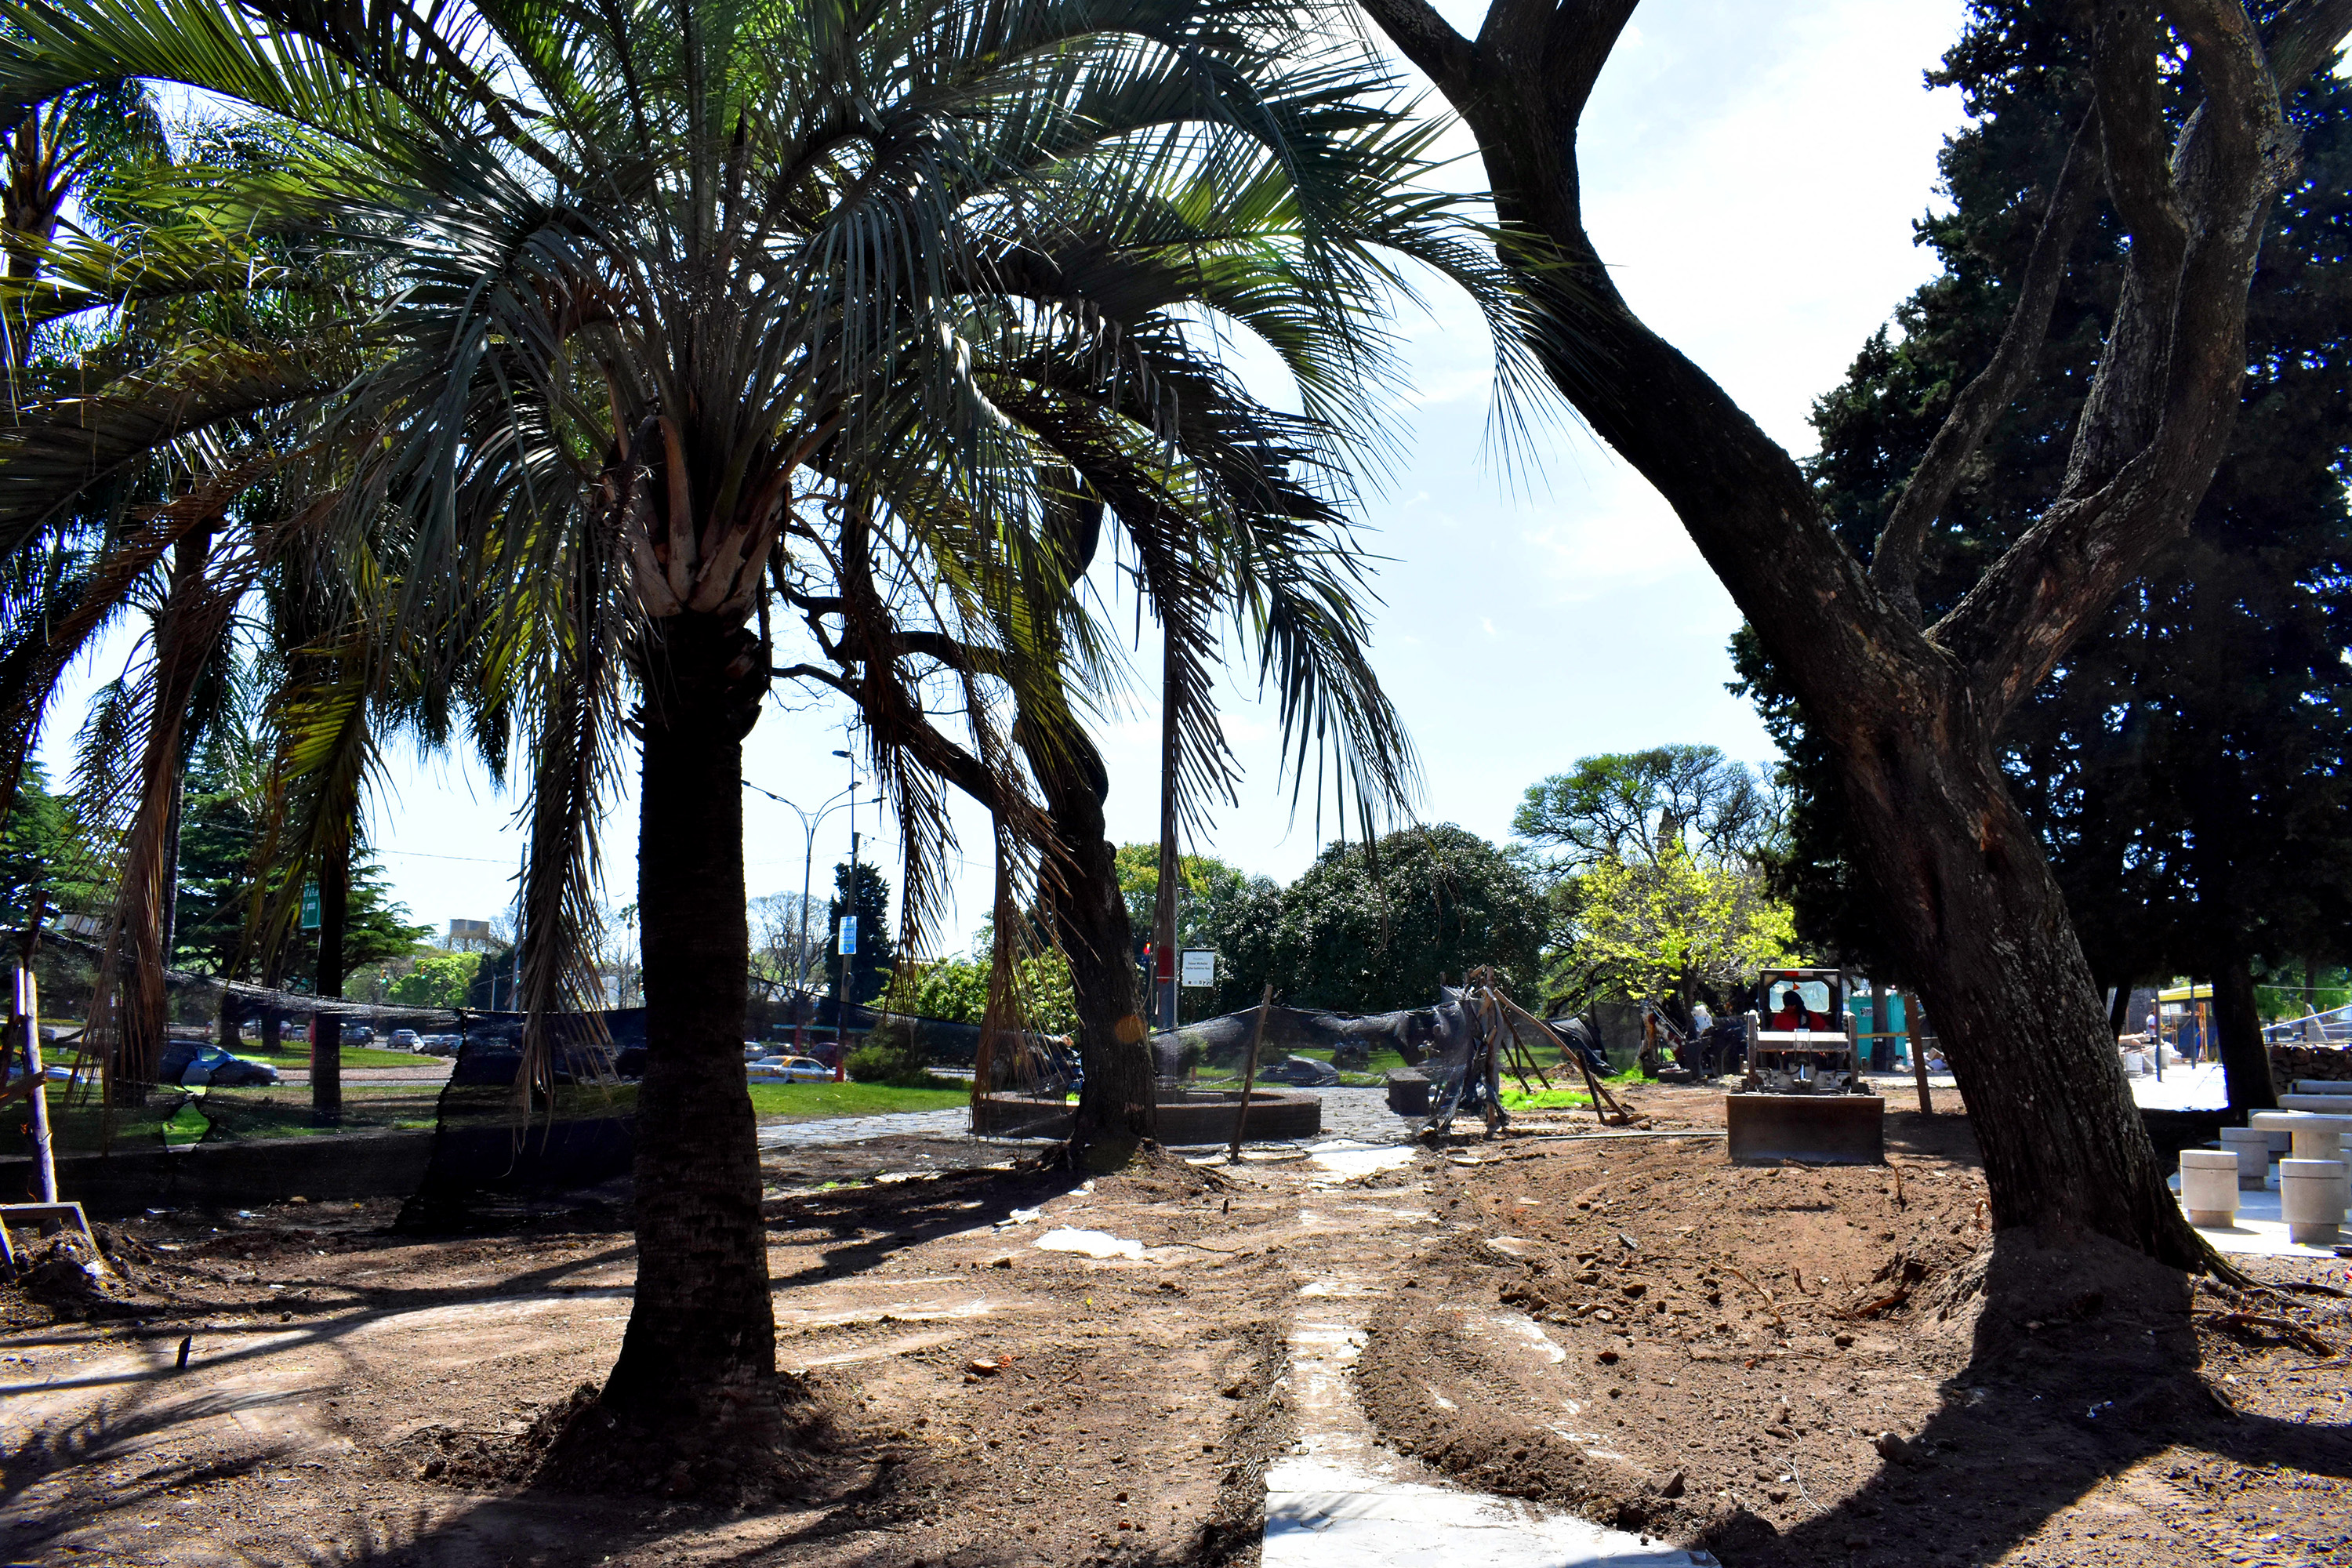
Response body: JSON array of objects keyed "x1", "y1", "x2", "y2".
[
  {"x1": 2264, "y1": 0, "x2": 2352, "y2": 87},
  {"x1": 1870, "y1": 113, "x2": 2101, "y2": 626},
  {"x1": 1352, "y1": 0, "x2": 1478, "y2": 96}
]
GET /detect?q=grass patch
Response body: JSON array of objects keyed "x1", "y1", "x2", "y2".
[
  {"x1": 747, "y1": 1080, "x2": 967, "y2": 1120},
  {"x1": 234, "y1": 1044, "x2": 432, "y2": 1070},
  {"x1": 1498, "y1": 1086, "x2": 1595, "y2": 1111}
]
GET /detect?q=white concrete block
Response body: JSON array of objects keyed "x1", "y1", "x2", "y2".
[
  {"x1": 2178, "y1": 1150, "x2": 2239, "y2": 1228},
  {"x1": 2280, "y1": 1159, "x2": 2347, "y2": 1246},
  {"x1": 2217, "y1": 1127, "x2": 2270, "y2": 1189}
]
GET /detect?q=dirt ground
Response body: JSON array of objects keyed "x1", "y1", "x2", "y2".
[{"x1": 3, "y1": 1087, "x2": 2347, "y2": 1567}]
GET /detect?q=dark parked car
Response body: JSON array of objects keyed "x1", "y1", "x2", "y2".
[
  {"x1": 158, "y1": 1040, "x2": 281, "y2": 1087},
  {"x1": 1256, "y1": 1054, "x2": 1340, "y2": 1087}
]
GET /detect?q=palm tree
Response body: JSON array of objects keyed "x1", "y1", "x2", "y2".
[
  {"x1": 768, "y1": 142, "x2": 1512, "y2": 1150},
  {"x1": 0, "y1": 0, "x2": 1532, "y2": 1440}
]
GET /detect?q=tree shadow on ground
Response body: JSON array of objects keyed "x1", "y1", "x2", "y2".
[
  {"x1": 1699, "y1": 1226, "x2": 2352, "y2": 1568},
  {"x1": 762, "y1": 1156, "x2": 1092, "y2": 1286}
]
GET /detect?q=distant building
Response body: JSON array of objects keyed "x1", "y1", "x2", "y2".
[{"x1": 447, "y1": 918, "x2": 493, "y2": 952}]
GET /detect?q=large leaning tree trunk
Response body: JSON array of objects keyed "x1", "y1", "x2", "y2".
[
  {"x1": 1359, "y1": 0, "x2": 2352, "y2": 1266},
  {"x1": 598, "y1": 423, "x2": 785, "y2": 1420}
]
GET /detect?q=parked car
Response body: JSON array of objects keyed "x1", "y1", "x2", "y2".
[
  {"x1": 388, "y1": 1029, "x2": 420, "y2": 1051},
  {"x1": 339, "y1": 1022, "x2": 374, "y2": 1046},
  {"x1": 1256, "y1": 1054, "x2": 1340, "y2": 1087},
  {"x1": 748, "y1": 1056, "x2": 833, "y2": 1082},
  {"x1": 160, "y1": 1040, "x2": 281, "y2": 1087}
]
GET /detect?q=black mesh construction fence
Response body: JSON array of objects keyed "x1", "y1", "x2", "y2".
[{"x1": 1151, "y1": 1000, "x2": 1448, "y2": 1073}]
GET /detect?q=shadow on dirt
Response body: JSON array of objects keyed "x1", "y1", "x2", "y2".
[{"x1": 1698, "y1": 1227, "x2": 2352, "y2": 1568}]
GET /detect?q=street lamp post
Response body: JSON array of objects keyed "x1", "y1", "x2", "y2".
[
  {"x1": 833, "y1": 746, "x2": 857, "y2": 1065},
  {"x1": 741, "y1": 775, "x2": 869, "y2": 1054}
]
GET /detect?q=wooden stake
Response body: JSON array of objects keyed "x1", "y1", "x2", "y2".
[
  {"x1": 1230, "y1": 984, "x2": 1272, "y2": 1160},
  {"x1": 1494, "y1": 992, "x2": 1629, "y2": 1123}
]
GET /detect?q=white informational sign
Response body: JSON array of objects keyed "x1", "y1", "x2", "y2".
[
  {"x1": 839, "y1": 915, "x2": 858, "y2": 955},
  {"x1": 1180, "y1": 948, "x2": 1216, "y2": 988}
]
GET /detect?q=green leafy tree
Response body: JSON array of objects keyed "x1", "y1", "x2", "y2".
[
  {"x1": 0, "y1": 761, "x2": 98, "y2": 926},
  {"x1": 1512, "y1": 746, "x2": 1780, "y2": 871},
  {"x1": 167, "y1": 739, "x2": 428, "y2": 984},
  {"x1": 1559, "y1": 844, "x2": 1801, "y2": 1016},
  {"x1": 902, "y1": 948, "x2": 1077, "y2": 1036},
  {"x1": 385, "y1": 951, "x2": 479, "y2": 1010},
  {"x1": 1226, "y1": 826, "x2": 1544, "y2": 1014}
]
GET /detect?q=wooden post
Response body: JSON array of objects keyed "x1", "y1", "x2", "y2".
[
  {"x1": 16, "y1": 964, "x2": 56, "y2": 1202},
  {"x1": 1230, "y1": 984, "x2": 1272, "y2": 1160},
  {"x1": 1898, "y1": 988, "x2": 1932, "y2": 1116}
]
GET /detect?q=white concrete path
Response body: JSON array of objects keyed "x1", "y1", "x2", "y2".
[{"x1": 1262, "y1": 1146, "x2": 1715, "y2": 1568}]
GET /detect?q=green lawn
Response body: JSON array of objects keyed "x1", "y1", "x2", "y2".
[
  {"x1": 2, "y1": 1081, "x2": 451, "y2": 1156},
  {"x1": 234, "y1": 1043, "x2": 433, "y2": 1069},
  {"x1": 1498, "y1": 1085, "x2": 1595, "y2": 1111},
  {"x1": 747, "y1": 1080, "x2": 968, "y2": 1120}
]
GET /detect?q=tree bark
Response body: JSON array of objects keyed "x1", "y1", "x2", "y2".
[
  {"x1": 311, "y1": 833, "x2": 347, "y2": 1125},
  {"x1": 603, "y1": 614, "x2": 775, "y2": 1416},
  {"x1": 1831, "y1": 699, "x2": 2188, "y2": 1254},
  {"x1": 2212, "y1": 954, "x2": 2276, "y2": 1112},
  {"x1": 1028, "y1": 723, "x2": 1156, "y2": 1153}
]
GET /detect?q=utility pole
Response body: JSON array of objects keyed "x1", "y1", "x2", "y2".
[{"x1": 1152, "y1": 626, "x2": 1179, "y2": 1031}]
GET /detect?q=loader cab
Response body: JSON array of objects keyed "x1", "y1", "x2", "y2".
[
  {"x1": 1725, "y1": 964, "x2": 1885, "y2": 1166},
  {"x1": 1759, "y1": 970, "x2": 1842, "y2": 1033}
]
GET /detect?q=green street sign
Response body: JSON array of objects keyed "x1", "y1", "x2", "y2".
[{"x1": 300, "y1": 883, "x2": 321, "y2": 931}]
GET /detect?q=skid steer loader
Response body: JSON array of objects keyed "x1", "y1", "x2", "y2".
[{"x1": 1724, "y1": 967, "x2": 1884, "y2": 1165}]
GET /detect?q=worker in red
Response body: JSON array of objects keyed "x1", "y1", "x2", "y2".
[{"x1": 1768, "y1": 986, "x2": 1813, "y2": 1031}]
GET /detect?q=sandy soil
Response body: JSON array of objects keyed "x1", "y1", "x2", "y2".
[{"x1": 2, "y1": 1090, "x2": 2347, "y2": 1567}]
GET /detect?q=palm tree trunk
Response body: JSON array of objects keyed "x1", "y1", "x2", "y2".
[
  {"x1": 311, "y1": 834, "x2": 347, "y2": 1124},
  {"x1": 1029, "y1": 730, "x2": 1155, "y2": 1156},
  {"x1": 603, "y1": 614, "x2": 773, "y2": 1416}
]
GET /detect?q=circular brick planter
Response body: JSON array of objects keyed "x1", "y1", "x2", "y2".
[{"x1": 971, "y1": 1089, "x2": 1319, "y2": 1144}]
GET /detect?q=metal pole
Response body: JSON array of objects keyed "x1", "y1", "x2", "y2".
[
  {"x1": 1153, "y1": 629, "x2": 1179, "y2": 1031},
  {"x1": 794, "y1": 814, "x2": 815, "y2": 1054},
  {"x1": 16, "y1": 965, "x2": 55, "y2": 1203},
  {"x1": 839, "y1": 740, "x2": 856, "y2": 1075}
]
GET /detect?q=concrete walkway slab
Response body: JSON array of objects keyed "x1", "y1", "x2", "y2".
[{"x1": 1265, "y1": 1457, "x2": 1708, "y2": 1566}]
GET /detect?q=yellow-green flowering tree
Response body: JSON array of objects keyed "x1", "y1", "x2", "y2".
[{"x1": 1562, "y1": 843, "x2": 1801, "y2": 1014}]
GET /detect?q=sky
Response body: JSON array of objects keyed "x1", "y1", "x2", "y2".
[{"x1": 39, "y1": 0, "x2": 1972, "y2": 960}]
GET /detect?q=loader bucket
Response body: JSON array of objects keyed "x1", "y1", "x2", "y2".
[{"x1": 1725, "y1": 1092, "x2": 1885, "y2": 1165}]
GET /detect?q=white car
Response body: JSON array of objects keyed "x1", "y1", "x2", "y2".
[{"x1": 747, "y1": 1056, "x2": 832, "y2": 1082}]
